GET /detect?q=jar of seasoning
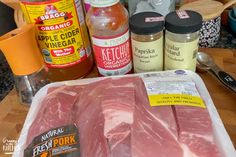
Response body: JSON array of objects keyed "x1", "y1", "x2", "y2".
[
  {"x1": 130, "y1": 12, "x2": 164, "y2": 73},
  {"x1": 0, "y1": 24, "x2": 50, "y2": 105},
  {"x1": 164, "y1": 10, "x2": 202, "y2": 71}
]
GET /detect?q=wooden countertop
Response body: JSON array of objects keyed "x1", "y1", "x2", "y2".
[{"x1": 0, "y1": 48, "x2": 236, "y2": 156}]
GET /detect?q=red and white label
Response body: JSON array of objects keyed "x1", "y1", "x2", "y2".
[
  {"x1": 38, "y1": 21, "x2": 73, "y2": 31},
  {"x1": 92, "y1": 30, "x2": 132, "y2": 76},
  {"x1": 50, "y1": 46, "x2": 75, "y2": 57}
]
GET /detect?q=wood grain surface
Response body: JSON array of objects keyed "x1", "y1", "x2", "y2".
[
  {"x1": 180, "y1": 0, "x2": 236, "y2": 20},
  {"x1": 0, "y1": 48, "x2": 235, "y2": 156},
  {"x1": 198, "y1": 48, "x2": 236, "y2": 148}
]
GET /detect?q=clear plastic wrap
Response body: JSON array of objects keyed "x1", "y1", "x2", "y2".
[{"x1": 13, "y1": 70, "x2": 236, "y2": 157}]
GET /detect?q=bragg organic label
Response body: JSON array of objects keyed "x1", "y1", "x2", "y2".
[
  {"x1": 92, "y1": 30, "x2": 132, "y2": 76},
  {"x1": 24, "y1": 125, "x2": 80, "y2": 157},
  {"x1": 20, "y1": 0, "x2": 90, "y2": 68}
]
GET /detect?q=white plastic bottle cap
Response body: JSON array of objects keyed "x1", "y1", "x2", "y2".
[{"x1": 90, "y1": 0, "x2": 119, "y2": 7}]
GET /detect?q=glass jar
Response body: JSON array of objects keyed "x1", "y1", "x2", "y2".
[
  {"x1": 0, "y1": 24, "x2": 51, "y2": 105},
  {"x1": 129, "y1": 0, "x2": 175, "y2": 16},
  {"x1": 164, "y1": 10, "x2": 202, "y2": 71},
  {"x1": 86, "y1": 0, "x2": 132, "y2": 76},
  {"x1": 15, "y1": 67, "x2": 50, "y2": 105},
  {"x1": 130, "y1": 12, "x2": 164, "y2": 73}
]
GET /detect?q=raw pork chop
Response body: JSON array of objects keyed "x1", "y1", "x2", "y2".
[
  {"x1": 24, "y1": 76, "x2": 222, "y2": 157},
  {"x1": 174, "y1": 106, "x2": 221, "y2": 157},
  {"x1": 76, "y1": 77, "x2": 138, "y2": 157},
  {"x1": 131, "y1": 78, "x2": 184, "y2": 157},
  {"x1": 26, "y1": 85, "x2": 84, "y2": 145},
  {"x1": 74, "y1": 77, "x2": 222, "y2": 157}
]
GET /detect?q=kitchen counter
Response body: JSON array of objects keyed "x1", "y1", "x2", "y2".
[{"x1": 0, "y1": 48, "x2": 235, "y2": 156}]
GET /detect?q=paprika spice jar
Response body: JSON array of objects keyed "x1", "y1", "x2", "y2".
[
  {"x1": 164, "y1": 10, "x2": 202, "y2": 71},
  {"x1": 129, "y1": 12, "x2": 164, "y2": 73},
  {"x1": 86, "y1": 0, "x2": 132, "y2": 76}
]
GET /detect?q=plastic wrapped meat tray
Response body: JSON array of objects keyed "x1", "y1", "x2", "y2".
[{"x1": 13, "y1": 70, "x2": 236, "y2": 157}]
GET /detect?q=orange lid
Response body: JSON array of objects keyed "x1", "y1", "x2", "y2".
[{"x1": 0, "y1": 24, "x2": 44, "y2": 76}]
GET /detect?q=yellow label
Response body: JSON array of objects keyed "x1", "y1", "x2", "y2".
[
  {"x1": 148, "y1": 94, "x2": 206, "y2": 108},
  {"x1": 20, "y1": 0, "x2": 90, "y2": 68},
  {"x1": 132, "y1": 36, "x2": 163, "y2": 73},
  {"x1": 164, "y1": 37, "x2": 199, "y2": 71},
  {"x1": 143, "y1": 80, "x2": 205, "y2": 108}
]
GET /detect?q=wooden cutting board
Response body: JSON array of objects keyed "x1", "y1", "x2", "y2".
[
  {"x1": 180, "y1": 0, "x2": 236, "y2": 20},
  {"x1": 0, "y1": 0, "x2": 21, "y2": 10}
]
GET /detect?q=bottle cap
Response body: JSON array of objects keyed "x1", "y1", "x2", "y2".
[
  {"x1": 90, "y1": 0, "x2": 119, "y2": 7},
  {"x1": 0, "y1": 24, "x2": 44, "y2": 76},
  {"x1": 129, "y1": 12, "x2": 164, "y2": 35},
  {"x1": 165, "y1": 10, "x2": 203, "y2": 34}
]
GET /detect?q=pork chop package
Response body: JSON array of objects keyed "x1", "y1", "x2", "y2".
[{"x1": 13, "y1": 70, "x2": 236, "y2": 157}]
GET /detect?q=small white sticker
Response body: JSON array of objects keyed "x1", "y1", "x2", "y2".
[
  {"x1": 176, "y1": 10, "x2": 190, "y2": 19},
  {"x1": 144, "y1": 80, "x2": 200, "y2": 96},
  {"x1": 145, "y1": 17, "x2": 164, "y2": 23}
]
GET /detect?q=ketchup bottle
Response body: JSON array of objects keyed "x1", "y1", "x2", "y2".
[{"x1": 86, "y1": 0, "x2": 132, "y2": 76}]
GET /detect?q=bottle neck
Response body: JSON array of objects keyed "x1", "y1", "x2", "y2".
[{"x1": 90, "y1": 0, "x2": 119, "y2": 8}]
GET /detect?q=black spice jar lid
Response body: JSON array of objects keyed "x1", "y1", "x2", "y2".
[
  {"x1": 129, "y1": 12, "x2": 164, "y2": 35},
  {"x1": 165, "y1": 10, "x2": 203, "y2": 34}
]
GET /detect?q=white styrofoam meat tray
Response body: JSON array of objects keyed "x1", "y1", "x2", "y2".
[{"x1": 13, "y1": 70, "x2": 236, "y2": 157}]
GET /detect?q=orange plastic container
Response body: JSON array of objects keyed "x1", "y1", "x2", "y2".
[{"x1": 0, "y1": 24, "x2": 43, "y2": 76}]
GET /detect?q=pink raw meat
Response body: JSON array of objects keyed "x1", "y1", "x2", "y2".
[
  {"x1": 102, "y1": 87, "x2": 135, "y2": 157},
  {"x1": 24, "y1": 76, "x2": 223, "y2": 157},
  {"x1": 131, "y1": 79, "x2": 184, "y2": 157},
  {"x1": 26, "y1": 85, "x2": 84, "y2": 145},
  {"x1": 76, "y1": 77, "x2": 138, "y2": 157},
  {"x1": 174, "y1": 106, "x2": 222, "y2": 157}
]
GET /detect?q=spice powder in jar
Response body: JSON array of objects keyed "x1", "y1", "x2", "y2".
[
  {"x1": 164, "y1": 10, "x2": 202, "y2": 71},
  {"x1": 129, "y1": 12, "x2": 164, "y2": 73}
]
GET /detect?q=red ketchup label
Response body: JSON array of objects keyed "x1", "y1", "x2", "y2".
[{"x1": 92, "y1": 30, "x2": 132, "y2": 76}]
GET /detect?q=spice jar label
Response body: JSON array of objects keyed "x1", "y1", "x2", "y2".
[
  {"x1": 165, "y1": 38, "x2": 198, "y2": 71},
  {"x1": 91, "y1": 30, "x2": 132, "y2": 76},
  {"x1": 132, "y1": 36, "x2": 163, "y2": 73},
  {"x1": 20, "y1": 0, "x2": 91, "y2": 68}
]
